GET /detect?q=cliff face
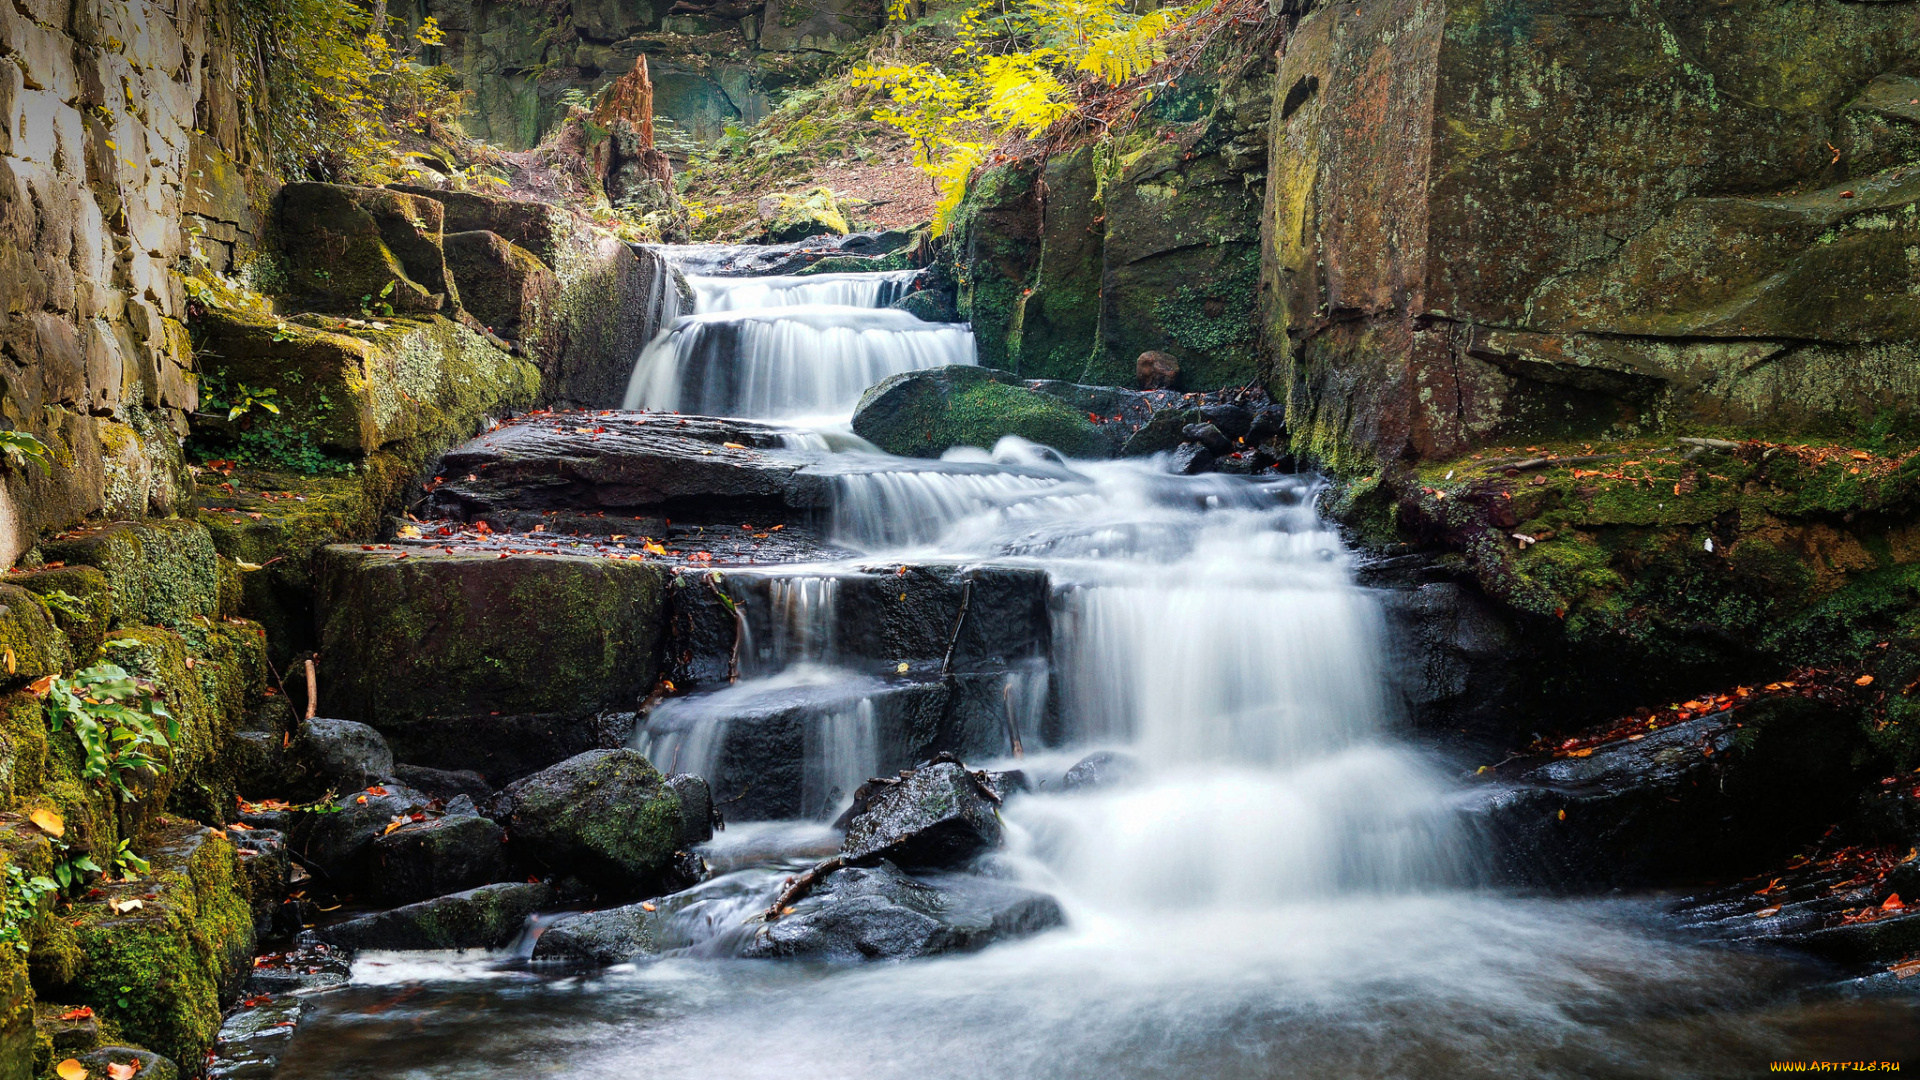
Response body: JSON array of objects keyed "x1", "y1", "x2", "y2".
[
  {"x1": 0, "y1": 0, "x2": 271, "y2": 565},
  {"x1": 1262, "y1": 0, "x2": 1920, "y2": 467}
]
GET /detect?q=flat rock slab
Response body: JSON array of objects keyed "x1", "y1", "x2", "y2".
[
  {"x1": 427, "y1": 412, "x2": 835, "y2": 520},
  {"x1": 741, "y1": 862, "x2": 1063, "y2": 962},
  {"x1": 303, "y1": 881, "x2": 555, "y2": 953}
]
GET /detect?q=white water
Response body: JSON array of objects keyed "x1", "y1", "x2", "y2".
[{"x1": 690, "y1": 269, "x2": 920, "y2": 311}]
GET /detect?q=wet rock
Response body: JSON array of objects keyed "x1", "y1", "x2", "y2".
[
  {"x1": 842, "y1": 760, "x2": 1004, "y2": 870},
  {"x1": 302, "y1": 882, "x2": 555, "y2": 953},
  {"x1": 1371, "y1": 577, "x2": 1528, "y2": 741},
  {"x1": 530, "y1": 873, "x2": 766, "y2": 964},
  {"x1": 1061, "y1": 751, "x2": 1141, "y2": 791},
  {"x1": 391, "y1": 764, "x2": 495, "y2": 805},
  {"x1": 276, "y1": 183, "x2": 455, "y2": 314},
  {"x1": 890, "y1": 287, "x2": 960, "y2": 323},
  {"x1": 1469, "y1": 696, "x2": 1870, "y2": 887},
  {"x1": 288, "y1": 784, "x2": 434, "y2": 888},
  {"x1": 1244, "y1": 405, "x2": 1286, "y2": 447},
  {"x1": 1168, "y1": 442, "x2": 1216, "y2": 475},
  {"x1": 74, "y1": 1047, "x2": 178, "y2": 1080},
  {"x1": 368, "y1": 813, "x2": 509, "y2": 907},
  {"x1": 230, "y1": 828, "x2": 291, "y2": 938},
  {"x1": 228, "y1": 731, "x2": 292, "y2": 800},
  {"x1": 492, "y1": 749, "x2": 710, "y2": 897},
  {"x1": 1180, "y1": 422, "x2": 1232, "y2": 455},
  {"x1": 1197, "y1": 404, "x2": 1254, "y2": 441},
  {"x1": 208, "y1": 995, "x2": 303, "y2": 1080},
  {"x1": 244, "y1": 943, "x2": 351, "y2": 995},
  {"x1": 851, "y1": 365, "x2": 1107, "y2": 459},
  {"x1": 740, "y1": 862, "x2": 1063, "y2": 961},
  {"x1": 1137, "y1": 350, "x2": 1179, "y2": 389},
  {"x1": 289, "y1": 717, "x2": 394, "y2": 798},
  {"x1": 34, "y1": 1001, "x2": 103, "y2": 1059}
]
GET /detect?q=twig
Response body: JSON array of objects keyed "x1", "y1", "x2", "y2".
[
  {"x1": 1002, "y1": 682, "x2": 1024, "y2": 758},
  {"x1": 303, "y1": 657, "x2": 318, "y2": 720},
  {"x1": 1676, "y1": 437, "x2": 1741, "y2": 452},
  {"x1": 760, "y1": 855, "x2": 844, "y2": 922},
  {"x1": 940, "y1": 578, "x2": 974, "y2": 676}
]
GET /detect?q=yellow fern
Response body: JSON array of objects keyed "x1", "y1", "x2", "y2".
[
  {"x1": 978, "y1": 55, "x2": 1074, "y2": 138},
  {"x1": 930, "y1": 141, "x2": 989, "y2": 235},
  {"x1": 1078, "y1": 6, "x2": 1185, "y2": 85}
]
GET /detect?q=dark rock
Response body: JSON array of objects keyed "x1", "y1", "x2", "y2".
[
  {"x1": 493, "y1": 749, "x2": 708, "y2": 897},
  {"x1": 1061, "y1": 751, "x2": 1142, "y2": 791},
  {"x1": 1137, "y1": 350, "x2": 1179, "y2": 389},
  {"x1": 851, "y1": 365, "x2": 1107, "y2": 459},
  {"x1": 1180, "y1": 422, "x2": 1232, "y2": 454},
  {"x1": 231, "y1": 828, "x2": 291, "y2": 938},
  {"x1": 244, "y1": 943, "x2": 351, "y2": 995},
  {"x1": 1374, "y1": 579, "x2": 1527, "y2": 740},
  {"x1": 303, "y1": 882, "x2": 555, "y2": 953},
  {"x1": 368, "y1": 813, "x2": 509, "y2": 907},
  {"x1": 390, "y1": 764, "x2": 494, "y2": 805},
  {"x1": 443, "y1": 230, "x2": 559, "y2": 345},
  {"x1": 208, "y1": 995, "x2": 303, "y2": 1080},
  {"x1": 291, "y1": 717, "x2": 395, "y2": 798},
  {"x1": 1120, "y1": 407, "x2": 1202, "y2": 456},
  {"x1": 288, "y1": 784, "x2": 433, "y2": 888},
  {"x1": 229, "y1": 731, "x2": 292, "y2": 800},
  {"x1": 740, "y1": 862, "x2": 1063, "y2": 961},
  {"x1": 76, "y1": 1047, "x2": 178, "y2": 1080},
  {"x1": 1197, "y1": 404, "x2": 1254, "y2": 441},
  {"x1": 1244, "y1": 405, "x2": 1286, "y2": 447},
  {"x1": 890, "y1": 288, "x2": 961, "y2": 323},
  {"x1": 663, "y1": 773, "x2": 716, "y2": 845},
  {"x1": 531, "y1": 870, "x2": 774, "y2": 964},
  {"x1": 1168, "y1": 442, "x2": 1216, "y2": 474},
  {"x1": 276, "y1": 183, "x2": 455, "y2": 314},
  {"x1": 842, "y1": 760, "x2": 1003, "y2": 870},
  {"x1": 976, "y1": 769, "x2": 1030, "y2": 804}
]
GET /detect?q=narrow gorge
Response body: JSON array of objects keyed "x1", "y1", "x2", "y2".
[{"x1": 0, "y1": 0, "x2": 1916, "y2": 1077}]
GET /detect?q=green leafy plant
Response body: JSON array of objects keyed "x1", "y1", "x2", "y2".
[
  {"x1": 43, "y1": 663, "x2": 179, "y2": 802},
  {"x1": 0, "y1": 430, "x2": 49, "y2": 474},
  {"x1": 36, "y1": 590, "x2": 89, "y2": 620},
  {"x1": 108, "y1": 839, "x2": 149, "y2": 879},
  {"x1": 0, "y1": 864, "x2": 57, "y2": 953},
  {"x1": 360, "y1": 280, "x2": 396, "y2": 318},
  {"x1": 48, "y1": 847, "x2": 102, "y2": 891},
  {"x1": 226, "y1": 383, "x2": 282, "y2": 422}
]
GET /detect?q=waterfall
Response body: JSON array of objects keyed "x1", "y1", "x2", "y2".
[{"x1": 690, "y1": 270, "x2": 920, "y2": 311}]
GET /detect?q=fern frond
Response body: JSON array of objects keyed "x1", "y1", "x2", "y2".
[
  {"x1": 930, "y1": 141, "x2": 989, "y2": 236},
  {"x1": 977, "y1": 55, "x2": 1074, "y2": 138},
  {"x1": 1077, "y1": 6, "x2": 1185, "y2": 85}
]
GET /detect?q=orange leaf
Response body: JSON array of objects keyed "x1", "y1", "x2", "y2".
[
  {"x1": 28, "y1": 675, "x2": 54, "y2": 698},
  {"x1": 1754, "y1": 906, "x2": 1782, "y2": 918},
  {"x1": 55, "y1": 1059, "x2": 87, "y2": 1080},
  {"x1": 722, "y1": 442, "x2": 747, "y2": 450},
  {"x1": 57, "y1": 1006, "x2": 93, "y2": 1021},
  {"x1": 366, "y1": 786, "x2": 389, "y2": 796},
  {"x1": 1883, "y1": 894, "x2": 1907, "y2": 912},
  {"x1": 29, "y1": 808, "x2": 64, "y2": 837},
  {"x1": 1855, "y1": 675, "x2": 1875, "y2": 687},
  {"x1": 107, "y1": 1063, "x2": 138, "y2": 1080}
]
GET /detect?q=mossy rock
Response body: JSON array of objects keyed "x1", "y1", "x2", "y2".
[
  {"x1": 190, "y1": 309, "x2": 541, "y2": 459},
  {"x1": 851, "y1": 366, "x2": 1106, "y2": 459},
  {"x1": 40, "y1": 521, "x2": 221, "y2": 631},
  {"x1": 54, "y1": 822, "x2": 254, "y2": 1066},
  {"x1": 0, "y1": 946, "x2": 31, "y2": 1080},
  {"x1": 315, "y1": 548, "x2": 668, "y2": 780},
  {"x1": 494, "y1": 749, "x2": 691, "y2": 897},
  {"x1": 443, "y1": 231, "x2": 559, "y2": 347},
  {"x1": 276, "y1": 183, "x2": 457, "y2": 316},
  {"x1": 756, "y1": 187, "x2": 849, "y2": 244},
  {"x1": 0, "y1": 587, "x2": 68, "y2": 688},
  {"x1": 8, "y1": 568, "x2": 109, "y2": 661}
]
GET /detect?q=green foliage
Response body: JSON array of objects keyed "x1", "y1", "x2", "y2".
[
  {"x1": 43, "y1": 663, "x2": 180, "y2": 803},
  {"x1": 234, "y1": 2, "x2": 464, "y2": 181},
  {"x1": 855, "y1": 0, "x2": 1187, "y2": 234},
  {"x1": 36, "y1": 590, "x2": 88, "y2": 620},
  {"x1": 109, "y1": 838, "x2": 150, "y2": 879},
  {"x1": 0, "y1": 865, "x2": 56, "y2": 953},
  {"x1": 0, "y1": 430, "x2": 49, "y2": 474},
  {"x1": 224, "y1": 383, "x2": 281, "y2": 423}
]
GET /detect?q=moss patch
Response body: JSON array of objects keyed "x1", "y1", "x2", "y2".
[
  {"x1": 850, "y1": 366, "x2": 1105, "y2": 458},
  {"x1": 39, "y1": 521, "x2": 222, "y2": 631}
]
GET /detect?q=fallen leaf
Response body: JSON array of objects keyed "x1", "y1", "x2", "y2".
[
  {"x1": 1856, "y1": 675, "x2": 1875, "y2": 687},
  {"x1": 722, "y1": 442, "x2": 747, "y2": 450},
  {"x1": 29, "y1": 808, "x2": 64, "y2": 837},
  {"x1": 367, "y1": 786, "x2": 389, "y2": 796},
  {"x1": 1556, "y1": 809, "x2": 1567, "y2": 821},
  {"x1": 57, "y1": 1006, "x2": 93, "y2": 1021},
  {"x1": 896, "y1": 662, "x2": 909, "y2": 673},
  {"x1": 235, "y1": 560, "x2": 264, "y2": 571},
  {"x1": 3, "y1": 648, "x2": 12, "y2": 675},
  {"x1": 1754, "y1": 906, "x2": 1782, "y2": 918},
  {"x1": 55, "y1": 1059, "x2": 87, "y2": 1080},
  {"x1": 111, "y1": 898, "x2": 144, "y2": 913},
  {"x1": 641, "y1": 902, "x2": 657, "y2": 912},
  {"x1": 1883, "y1": 893, "x2": 1907, "y2": 912},
  {"x1": 106, "y1": 1062, "x2": 139, "y2": 1080},
  {"x1": 28, "y1": 675, "x2": 54, "y2": 698}
]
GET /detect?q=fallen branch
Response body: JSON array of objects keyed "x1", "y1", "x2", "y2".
[
  {"x1": 1676, "y1": 436, "x2": 1741, "y2": 452},
  {"x1": 940, "y1": 578, "x2": 974, "y2": 676},
  {"x1": 760, "y1": 855, "x2": 844, "y2": 922},
  {"x1": 303, "y1": 657, "x2": 319, "y2": 720}
]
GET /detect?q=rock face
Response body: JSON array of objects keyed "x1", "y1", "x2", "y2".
[
  {"x1": 841, "y1": 760, "x2": 1005, "y2": 869},
  {"x1": 289, "y1": 785, "x2": 436, "y2": 889},
  {"x1": 368, "y1": 812, "x2": 509, "y2": 907},
  {"x1": 740, "y1": 862, "x2": 1063, "y2": 961},
  {"x1": 1264, "y1": 0, "x2": 1920, "y2": 466},
  {"x1": 490, "y1": 750, "x2": 711, "y2": 897},
  {"x1": 277, "y1": 184, "x2": 458, "y2": 314}
]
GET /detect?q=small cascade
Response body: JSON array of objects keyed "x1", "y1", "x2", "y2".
[{"x1": 690, "y1": 269, "x2": 920, "y2": 311}]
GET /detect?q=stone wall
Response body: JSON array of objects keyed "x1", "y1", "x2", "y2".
[
  {"x1": 1263, "y1": 0, "x2": 1920, "y2": 468},
  {"x1": 0, "y1": 0, "x2": 272, "y2": 567}
]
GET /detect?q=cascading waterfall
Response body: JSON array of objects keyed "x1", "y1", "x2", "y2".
[{"x1": 623, "y1": 265, "x2": 974, "y2": 421}]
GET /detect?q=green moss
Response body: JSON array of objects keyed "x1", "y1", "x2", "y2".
[
  {"x1": 0, "y1": 697, "x2": 48, "y2": 815},
  {"x1": 0, "y1": 589, "x2": 68, "y2": 689},
  {"x1": 851, "y1": 366, "x2": 1105, "y2": 458},
  {"x1": 40, "y1": 522, "x2": 221, "y2": 632},
  {"x1": 9, "y1": 569, "x2": 111, "y2": 661},
  {"x1": 63, "y1": 823, "x2": 253, "y2": 1066}
]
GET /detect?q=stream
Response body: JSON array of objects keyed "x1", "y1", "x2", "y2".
[{"x1": 272, "y1": 249, "x2": 1920, "y2": 1079}]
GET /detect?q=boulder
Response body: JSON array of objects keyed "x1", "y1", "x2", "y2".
[
  {"x1": 391, "y1": 764, "x2": 494, "y2": 805},
  {"x1": 1180, "y1": 422, "x2": 1232, "y2": 455},
  {"x1": 229, "y1": 827, "x2": 291, "y2": 938},
  {"x1": 39, "y1": 518, "x2": 220, "y2": 629},
  {"x1": 851, "y1": 366, "x2": 1106, "y2": 460},
  {"x1": 206, "y1": 994, "x2": 302, "y2": 1079},
  {"x1": 889, "y1": 288, "x2": 960, "y2": 324},
  {"x1": 288, "y1": 784, "x2": 434, "y2": 888},
  {"x1": 442, "y1": 230, "x2": 559, "y2": 346},
  {"x1": 491, "y1": 750, "x2": 710, "y2": 897},
  {"x1": 1061, "y1": 750, "x2": 1141, "y2": 792},
  {"x1": 1167, "y1": 442, "x2": 1215, "y2": 475},
  {"x1": 756, "y1": 187, "x2": 849, "y2": 244},
  {"x1": 303, "y1": 882, "x2": 554, "y2": 953},
  {"x1": 740, "y1": 862, "x2": 1063, "y2": 961},
  {"x1": 275, "y1": 183, "x2": 456, "y2": 315},
  {"x1": 1137, "y1": 350, "x2": 1179, "y2": 389},
  {"x1": 841, "y1": 759, "x2": 1004, "y2": 870},
  {"x1": 289, "y1": 718, "x2": 393, "y2": 798},
  {"x1": 367, "y1": 813, "x2": 509, "y2": 907},
  {"x1": 532, "y1": 870, "x2": 771, "y2": 964},
  {"x1": 73, "y1": 1047, "x2": 178, "y2": 1080}
]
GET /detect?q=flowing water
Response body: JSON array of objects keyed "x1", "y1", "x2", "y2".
[{"x1": 275, "y1": 257, "x2": 1920, "y2": 1079}]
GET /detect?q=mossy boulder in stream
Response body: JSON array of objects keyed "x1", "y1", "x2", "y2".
[
  {"x1": 316, "y1": 548, "x2": 669, "y2": 781},
  {"x1": 490, "y1": 749, "x2": 710, "y2": 899},
  {"x1": 852, "y1": 366, "x2": 1105, "y2": 459}
]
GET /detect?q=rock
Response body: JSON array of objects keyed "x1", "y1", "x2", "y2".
[
  {"x1": 207, "y1": 994, "x2": 302, "y2": 1080},
  {"x1": 243, "y1": 943, "x2": 350, "y2": 995},
  {"x1": 530, "y1": 870, "x2": 770, "y2": 964},
  {"x1": 229, "y1": 828, "x2": 291, "y2": 938},
  {"x1": 368, "y1": 813, "x2": 509, "y2": 907},
  {"x1": 842, "y1": 760, "x2": 1004, "y2": 870},
  {"x1": 442, "y1": 230, "x2": 560, "y2": 346},
  {"x1": 492, "y1": 750, "x2": 709, "y2": 897},
  {"x1": 1120, "y1": 407, "x2": 1203, "y2": 457},
  {"x1": 290, "y1": 717, "x2": 394, "y2": 798},
  {"x1": 1167, "y1": 442, "x2": 1216, "y2": 475},
  {"x1": 275, "y1": 183, "x2": 456, "y2": 315},
  {"x1": 228, "y1": 732, "x2": 291, "y2": 800},
  {"x1": 35, "y1": 1001, "x2": 103, "y2": 1061},
  {"x1": 740, "y1": 862, "x2": 1063, "y2": 961},
  {"x1": 316, "y1": 546, "x2": 668, "y2": 782},
  {"x1": 1197, "y1": 404, "x2": 1253, "y2": 441},
  {"x1": 1061, "y1": 751, "x2": 1141, "y2": 791},
  {"x1": 74, "y1": 1047, "x2": 178, "y2": 1080},
  {"x1": 890, "y1": 288, "x2": 960, "y2": 323},
  {"x1": 757, "y1": 187, "x2": 850, "y2": 244},
  {"x1": 1137, "y1": 350, "x2": 1179, "y2": 389},
  {"x1": 391, "y1": 764, "x2": 494, "y2": 805},
  {"x1": 303, "y1": 882, "x2": 555, "y2": 953},
  {"x1": 39, "y1": 518, "x2": 220, "y2": 629},
  {"x1": 288, "y1": 784, "x2": 434, "y2": 888},
  {"x1": 1180, "y1": 422, "x2": 1232, "y2": 455},
  {"x1": 50, "y1": 823, "x2": 256, "y2": 1066},
  {"x1": 1244, "y1": 405, "x2": 1285, "y2": 447},
  {"x1": 851, "y1": 366, "x2": 1106, "y2": 460}
]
